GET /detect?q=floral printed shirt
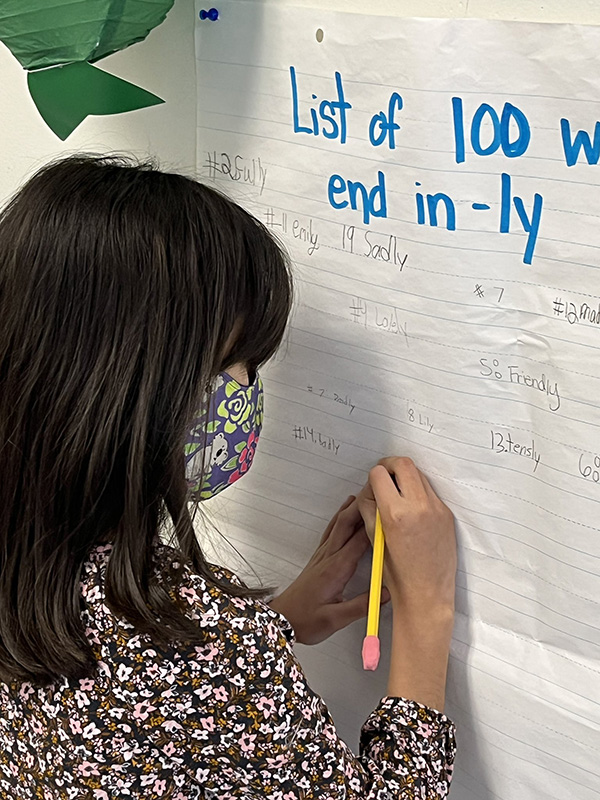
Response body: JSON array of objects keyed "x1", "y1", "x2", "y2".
[{"x1": 0, "y1": 542, "x2": 456, "y2": 799}]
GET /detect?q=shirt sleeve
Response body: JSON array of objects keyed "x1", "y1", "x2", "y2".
[{"x1": 111, "y1": 555, "x2": 456, "y2": 799}]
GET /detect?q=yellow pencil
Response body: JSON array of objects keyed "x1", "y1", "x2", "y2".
[{"x1": 362, "y1": 508, "x2": 385, "y2": 670}]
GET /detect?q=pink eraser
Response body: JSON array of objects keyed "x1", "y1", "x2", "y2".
[{"x1": 362, "y1": 635, "x2": 380, "y2": 671}]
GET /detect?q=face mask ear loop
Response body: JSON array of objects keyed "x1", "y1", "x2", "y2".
[
  {"x1": 184, "y1": 381, "x2": 215, "y2": 500},
  {"x1": 185, "y1": 372, "x2": 263, "y2": 501},
  {"x1": 199, "y1": 388, "x2": 216, "y2": 498}
]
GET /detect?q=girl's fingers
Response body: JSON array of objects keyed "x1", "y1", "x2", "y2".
[
  {"x1": 318, "y1": 495, "x2": 356, "y2": 546},
  {"x1": 339, "y1": 525, "x2": 370, "y2": 564},
  {"x1": 369, "y1": 464, "x2": 405, "y2": 514},
  {"x1": 325, "y1": 499, "x2": 363, "y2": 552},
  {"x1": 356, "y1": 482, "x2": 376, "y2": 543},
  {"x1": 419, "y1": 471, "x2": 442, "y2": 504},
  {"x1": 376, "y1": 457, "x2": 428, "y2": 501},
  {"x1": 418, "y1": 471, "x2": 452, "y2": 518},
  {"x1": 329, "y1": 585, "x2": 392, "y2": 631}
]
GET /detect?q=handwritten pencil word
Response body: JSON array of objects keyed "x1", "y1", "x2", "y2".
[
  {"x1": 375, "y1": 305, "x2": 407, "y2": 340},
  {"x1": 264, "y1": 208, "x2": 319, "y2": 255},
  {"x1": 307, "y1": 386, "x2": 355, "y2": 414},
  {"x1": 553, "y1": 296, "x2": 600, "y2": 328},
  {"x1": 292, "y1": 425, "x2": 340, "y2": 455},
  {"x1": 341, "y1": 225, "x2": 408, "y2": 269},
  {"x1": 407, "y1": 402, "x2": 434, "y2": 433},
  {"x1": 293, "y1": 217, "x2": 320, "y2": 255},
  {"x1": 203, "y1": 151, "x2": 267, "y2": 194},
  {"x1": 472, "y1": 284, "x2": 505, "y2": 302},
  {"x1": 578, "y1": 453, "x2": 600, "y2": 484},
  {"x1": 480, "y1": 358, "x2": 561, "y2": 411},
  {"x1": 491, "y1": 429, "x2": 541, "y2": 472},
  {"x1": 349, "y1": 296, "x2": 409, "y2": 345}
]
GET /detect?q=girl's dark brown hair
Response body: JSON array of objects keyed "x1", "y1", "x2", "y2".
[{"x1": 0, "y1": 154, "x2": 292, "y2": 685}]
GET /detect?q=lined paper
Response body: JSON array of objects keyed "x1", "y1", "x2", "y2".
[{"x1": 195, "y1": 6, "x2": 600, "y2": 798}]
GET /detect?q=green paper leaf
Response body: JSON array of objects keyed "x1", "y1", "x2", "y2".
[
  {"x1": 0, "y1": 0, "x2": 175, "y2": 70},
  {"x1": 27, "y1": 61, "x2": 164, "y2": 139}
]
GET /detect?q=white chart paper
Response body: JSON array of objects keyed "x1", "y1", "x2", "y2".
[{"x1": 195, "y1": 6, "x2": 600, "y2": 798}]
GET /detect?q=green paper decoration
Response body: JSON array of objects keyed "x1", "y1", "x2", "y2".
[{"x1": 0, "y1": 0, "x2": 175, "y2": 139}]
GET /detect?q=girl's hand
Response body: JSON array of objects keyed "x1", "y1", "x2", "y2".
[
  {"x1": 357, "y1": 457, "x2": 456, "y2": 616},
  {"x1": 357, "y1": 457, "x2": 456, "y2": 709},
  {"x1": 268, "y1": 496, "x2": 391, "y2": 645}
]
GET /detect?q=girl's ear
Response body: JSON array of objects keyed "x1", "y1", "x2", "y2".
[{"x1": 222, "y1": 362, "x2": 250, "y2": 387}]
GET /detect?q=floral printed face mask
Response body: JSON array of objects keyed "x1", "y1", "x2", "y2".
[{"x1": 184, "y1": 371, "x2": 263, "y2": 500}]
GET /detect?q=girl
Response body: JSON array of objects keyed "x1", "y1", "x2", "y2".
[{"x1": 0, "y1": 155, "x2": 457, "y2": 799}]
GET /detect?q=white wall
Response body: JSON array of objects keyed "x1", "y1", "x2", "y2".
[
  {"x1": 2, "y1": 1, "x2": 600, "y2": 205},
  {"x1": 0, "y1": 0, "x2": 196, "y2": 203},
  {"x1": 260, "y1": 0, "x2": 600, "y2": 23}
]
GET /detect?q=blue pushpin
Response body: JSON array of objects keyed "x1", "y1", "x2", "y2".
[{"x1": 199, "y1": 8, "x2": 219, "y2": 20}]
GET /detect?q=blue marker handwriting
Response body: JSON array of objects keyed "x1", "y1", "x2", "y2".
[{"x1": 287, "y1": 66, "x2": 600, "y2": 265}]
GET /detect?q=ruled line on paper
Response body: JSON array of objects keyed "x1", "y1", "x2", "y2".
[
  {"x1": 447, "y1": 637, "x2": 600, "y2": 713},
  {"x1": 197, "y1": 103, "x2": 572, "y2": 169},
  {"x1": 295, "y1": 257, "x2": 600, "y2": 322},
  {"x1": 293, "y1": 277, "x2": 600, "y2": 365},
  {"x1": 199, "y1": 163, "x2": 600, "y2": 277},
  {"x1": 195, "y1": 52, "x2": 600, "y2": 105},
  {"x1": 198, "y1": 161, "x2": 600, "y2": 260},
  {"x1": 266, "y1": 374, "x2": 600, "y2": 456},
  {"x1": 267, "y1": 371, "x2": 598, "y2": 483},
  {"x1": 457, "y1": 548, "x2": 598, "y2": 606},
  {"x1": 219, "y1": 495, "x2": 600, "y2": 668},
  {"x1": 454, "y1": 581, "x2": 600, "y2": 646},
  {"x1": 199, "y1": 164, "x2": 600, "y2": 287},
  {"x1": 248, "y1": 448, "x2": 600, "y2": 588},
  {"x1": 195, "y1": 8, "x2": 600, "y2": 793},
  {"x1": 196, "y1": 122, "x2": 600, "y2": 192},
  {"x1": 199, "y1": 148, "x2": 600, "y2": 223},
  {"x1": 286, "y1": 329, "x2": 600, "y2": 423},
  {"x1": 220, "y1": 496, "x2": 600, "y2": 694},
  {"x1": 255, "y1": 432, "x2": 600, "y2": 558},
  {"x1": 445, "y1": 723, "x2": 591, "y2": 799},
  {"x1": 266, "y1": 382, "x2": 600, "y2": 498},
  {"x1": 245, "y1": 461, "x2": 600, "y2": 613},
  {"x1": 452, "y1": 513, "x2": 600, "y2": 582},
  {"x1": 446, "y1": 708, "x2": 599, "y2": 786},
  {"x1": 444, "y1": 697, "x2": 599, "y2": 789},
  {"x1": 458, "y1": 691, "x2": 599, "y2": 754}
]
